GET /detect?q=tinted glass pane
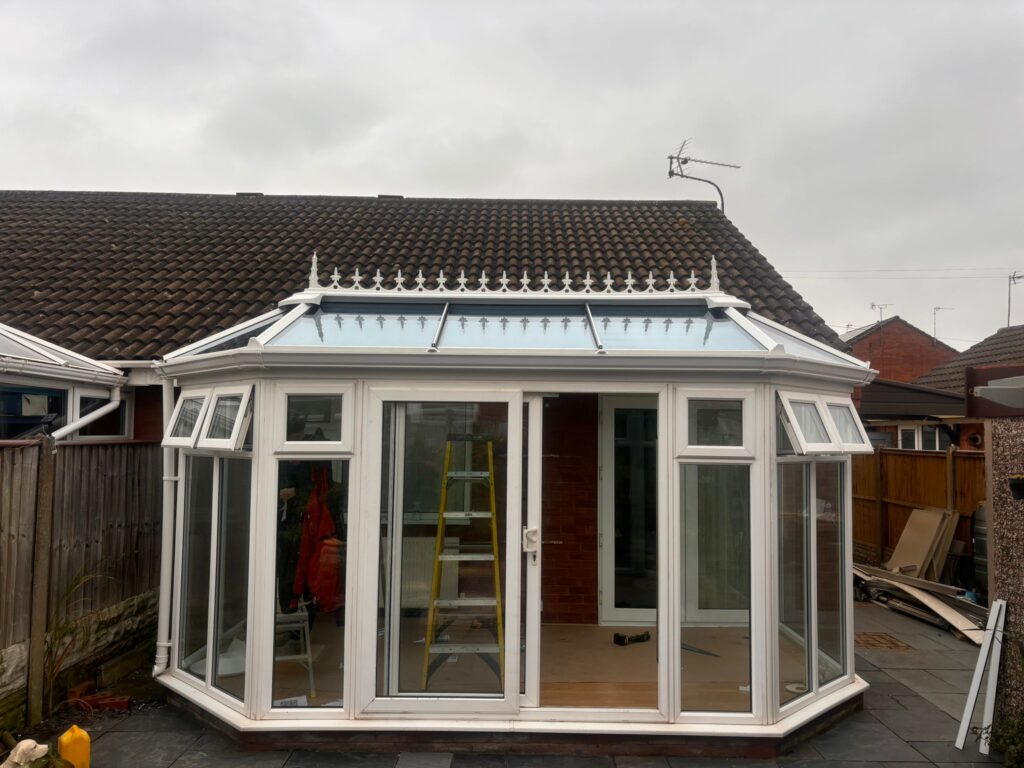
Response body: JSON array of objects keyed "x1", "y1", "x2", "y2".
[
  {"x1": 921, "y1": 426, "x2": 938, "y2": 451},
  {"x1": 779, "y1": 462, "x2": 811, "y2": 705},
  {"x1": 206, "y1": 395, "x2": 242, "y2": 440},
  {"x1": 270, "y1": 303, "x2": 444, "y2": 348},
  {"x1": 591, "y1": 306, "x2": 761, "y2": 351},
  {"x1": 213, "y1": 458, "x2": 251, "y2": 700},
  {"x1": 377, "y1": 402, "x2": 508, "y2": 697},
  {"x1": 791, "y1": 401, "x2": 829, "y2": 444},
  {"x1": 180, "y1": 456, "x2": 214, "y2": 679},
  {"x1": 613, "y1": 407, "x2": 657, "y2": 611},
  {"x1": 816, "y1": 463, "x2": 846, "y2": 686},
  {"x1": 681, "y1": 464, "x2": 750, "y2": 713},
  {"x1": 938, "y1": 429, "x2": 952, "y2": 450},
  {"x1": 78, "y1": 396, "x2": 127, "y2": 438},
  {"x1": 900, "y1": 428, "x2": 917, "y2": 449},
  {"x1": 441, "y1": 305, "x2": 594, "y2": 350},
  {"x1": 688, "y1": 399, "x2": 742, "y2": 446},
  {"x1": 273, "y1": 459, "x2": 349, "y2": 707},
  {"x1": 0, "y1": 385, "x2": 66, "y2": 439},
  {"x1": 171, "y1": 397, "x2": 204, "y2": 438},
  {"x1": 828, "y1": 404, "x2": 864, "y2": 444},
  {"x1": 287, "y1": 395, "x2": 343, "y2": 442}
]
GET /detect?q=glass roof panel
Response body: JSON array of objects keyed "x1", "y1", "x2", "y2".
[
  {"x1": 747, "y1": 316, "x2": 850, "y2": 365},
  {"x1": 590, "y1": 305, "x2": 762, "y2": 351},
  {"x1": 0, "y1": 332, "x2": 50, "y2": 362},
  {"x1": 440, "y1": 304, "x2": 595, "y2": 350},
  {"x1": 268, "y1": 302, "x2": 444, "y2": 348},
  {"x1": 195, "y1": 316, "x2": 279, "y2": 355}
]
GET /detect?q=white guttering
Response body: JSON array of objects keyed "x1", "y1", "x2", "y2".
[
  {"x1": 51, "y1": 387, "x2": 122, "y2": 440},
  {"x1": 153, "y1": 379, "x2": 176, "y2": 676}
]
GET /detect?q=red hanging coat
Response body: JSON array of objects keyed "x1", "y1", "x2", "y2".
[{"x1": 292, "y1": 467, "x2": 344, "y2": 612}]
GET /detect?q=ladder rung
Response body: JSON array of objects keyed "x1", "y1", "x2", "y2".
[
  {"x1": 446, "y1": 471, "x2": 491, "y2": 480},
  {"x1": 439, "y1": 552, "x2": 495, "y2": 562},
  {"x1": 428, "y1": 643, "x2": 500, "y2": 654},
  {"x1": 434, "y1": 598, "x2": 496, "y2": 608},
  {"x1": 442, "y1": 511, "x2": 492, "y2": 520}
]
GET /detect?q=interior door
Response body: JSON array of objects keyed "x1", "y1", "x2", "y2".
[{"x1": 599, "y1": 395, "x2": 658, "y2": 626}]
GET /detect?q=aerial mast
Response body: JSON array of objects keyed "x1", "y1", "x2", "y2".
[{"x1": 666, "y1": 139, "x2": 741, "y2": 213}]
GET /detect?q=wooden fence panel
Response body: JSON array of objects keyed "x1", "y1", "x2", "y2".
[
  {"x1": 852, "y1": 447, "x2": 985, "y2": 565},
  {"x1": 48, "y1": 444, "x2": 162, "y2": 626},
  {"x1": 0, "y1": 444, "x2": 39, "y2": 648}
]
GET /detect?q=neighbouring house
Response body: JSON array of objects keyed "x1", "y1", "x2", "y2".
[
  {"x1": 840, "y1": 317, "x2": 967, "y2": 449},
  {"x1": 0, "y1": 191, "x2": 877, "y2": 754}
]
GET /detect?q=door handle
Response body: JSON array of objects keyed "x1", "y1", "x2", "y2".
[{"x1": 522, "y1": 527, "x2": 539, "y2": 563}]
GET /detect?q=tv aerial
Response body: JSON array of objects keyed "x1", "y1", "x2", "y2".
[{"x1": 667, "y1": 139, "x2": 741, "y2": 213}]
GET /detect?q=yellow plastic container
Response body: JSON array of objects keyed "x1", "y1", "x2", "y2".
[{"x1": 57, "y1": 725, "x2": 90, "y2": 768}]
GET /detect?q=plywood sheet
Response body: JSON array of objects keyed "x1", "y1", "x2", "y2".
[{"x1": 885, "y1": 507, "x2": 947, "y2": 576}]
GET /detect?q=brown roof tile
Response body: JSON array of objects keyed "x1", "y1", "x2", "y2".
[
  {"x1": 0, "y1": 190, "x2": 841, "y2": 359},
  {"x1": 915, "y1": 324, "x2": 1024, "y2": 394}
]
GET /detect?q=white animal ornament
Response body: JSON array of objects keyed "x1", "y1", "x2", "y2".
[{"x1": 1, "y1": 739, "x2": 48, "y2": 768}]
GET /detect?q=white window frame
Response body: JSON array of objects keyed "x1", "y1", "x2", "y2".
[
  {"x1": 69, "y1": 386, "x2": 132, "y2": 441},
  {"x1": 163, "y1": 388, "x2": 212, "y2": 448},
  {"x1": 273, "y1": 382, "x2": 355, "y2": 454},
  {"x1": 197, "y1": 385, "x2": 254, "y2": 451},
  {"x1": 820, "y1": 396, "x2": 873, "y2": 454},
  {"x1": 777, "y1": 391, "x2": 841, "y2": 455},
  {"x1": 675, "y1": 386, "x2": 755, "y2": 458}
]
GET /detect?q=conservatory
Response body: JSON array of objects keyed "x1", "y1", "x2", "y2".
[{"x1": 153, "y1": 256, "x2": 875, "y2": 745}]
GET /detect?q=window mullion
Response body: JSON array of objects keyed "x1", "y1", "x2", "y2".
[
  {"x1": 808, "y1": 461, "x2": 819, "y2": 694},
  {"x1": 205, "y1": 457, "x2": 222, "y2": 688}
]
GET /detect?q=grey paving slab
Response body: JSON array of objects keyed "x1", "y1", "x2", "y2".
[
  {"x1": 930, "y1": 669, "x2": 983, "y2": 693},
  {"x1": 918, "y1": 691, "x2": 973, "y2": 721},
  {"x1": 856, "y1": 654, "x2": 879, "y2": 671},
  {"x1": 892, "y1": 694, "x2": 945, "y2": 712},
  {"x1": 398, "y1": 753, "x2": 454, "y2": 768},
  {"x1": 285, "y1": 753, "x2": 399, "y2": 768},
  {"x1": 870, "y1": 706, "x2": 960, "y2": 742},
  {"x1": 613, "y1": 757, "x2": 671, "y2": 768},
  {"x1": 451, "y1": 756, "x2": 507, "y2": 768},
  {"x1": 885, "y1": 669, "x2": 964, "y2": 694},
  {"x1": 809, "y1": 717, "x2": 927, "y2": 762},
  {"x1": 778, "y1": 742, "x2": 822, "y2": 760},
  {"x1": 509, "y1": 757, "x2": 615, "y2": 768},
  {"x1": 889, "y1": 631, "x2": 957, "y2": 651},
  {"x1": 667, "y1": 760, "x2": 777, "y2": 768},
  {"x1": 858, "y1": 669, "x2": 900, "y2": 684},
  {"x1": 109, "y1": 706, "x2": 204, "y2": 731},
  {"x1": 857, "y1": 649, "x2": 979, "y2": 671},
  {"x1": 864, "y1": 691, "x2": 908, "y2": 710},
  {"x1": 90, "y1": 730, "x2": 201, "y2": 768},
  {"x1": 909, "y1": 740, "x2": 1000, "y2": 762},
  {"x1": 172, "y1": 745, "x2": 290, "y2": 767}
]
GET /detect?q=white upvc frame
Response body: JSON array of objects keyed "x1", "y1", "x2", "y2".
[
  {"x1": 598, "y1": 394, "x2": 660, "y2": 626},
  {"x1": 820, "y1": 395, "x2": 873, "y2": 454},
  {"x1": 272, "y1": 381, "x2": 355, "y2": 453},
  {"x1": 354, "y1": 384, "x2": 523, "y2": 717},
  {"x1": 197, "y1": 385, "x2": 254, "y2": 451},
  {"x1": 675, "y1": 386, "x2": 755, "y2": 459},
  {"x1": 69, "y1": 385, "x2": 132, "y2": 440},
  {"x1": 776, "y1": 391, "x2": 840, "y2": 455},
  {"x1": 168, "y1": 450, "x2": 258, "y2": 717},
  {"x1": 671, "y1": 382, "x2": 766, "y2": 727},
  {"x1": 163, "y1": 388, "x2": 213, "y2": 448}
]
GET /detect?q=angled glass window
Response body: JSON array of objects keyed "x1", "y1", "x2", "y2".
[
  {"x1": 163, "y1": 391, "x2": 211, "y2": 448},
  {"x1": 824, "y1": 398, "x2": 873, "y2": 454},
  {"x1": 440, "y1": 304, "x2": 594, "y2": 350},
  {"x1": 590, "y1": 305, "x2": 761, "y2": 352},
  {"x1": 197, "y1": 386, "x2": 253, "y2": 450},
  {"x1": 0, "y1": 333, "x2": 50, "y2": 362},
  {"x1": 777, "y1": 392, "x2": 840, "y2": 454},
  {"x1": 268, "y1": 303, "x2": 444, "y2": 349}
]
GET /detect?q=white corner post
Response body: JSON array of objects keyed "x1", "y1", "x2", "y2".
[{"x1": 153, "y1": 379, "x2": 177, "y2": 676}]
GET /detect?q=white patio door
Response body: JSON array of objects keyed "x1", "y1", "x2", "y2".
[
  {"x1": 599, "y1": 395, "x2": 658, "y2": 626},
  {"x1": 358, "y1": 386, "x2": 523, "y2": 716}
]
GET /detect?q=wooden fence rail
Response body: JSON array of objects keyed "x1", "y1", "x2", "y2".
[{"x1": 852, "y1": 446, "x2": 985, "y2": 566}]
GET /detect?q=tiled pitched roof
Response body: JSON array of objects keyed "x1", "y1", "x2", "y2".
[
  {"x1": 0, "y1": 190, "x2": 841, "y2": 360},
  {"x1": 915, "y1": 324, "x2": 1024, "y2": 394}
]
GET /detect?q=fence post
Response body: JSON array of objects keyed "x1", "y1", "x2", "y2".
[
  {"x1": 875, "y1": 448, "x2": 885, "y2": 564},
  {"x1": 946, "y1": 444, "x2": 956, "y2": 513},
  {"x1": 26, "y1": 436, "x2": 56, "y2": 726}
]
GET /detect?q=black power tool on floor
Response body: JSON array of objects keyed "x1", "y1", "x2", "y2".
[{"x1": 613, "y1": 631, "x2": 650, "y2": 646}]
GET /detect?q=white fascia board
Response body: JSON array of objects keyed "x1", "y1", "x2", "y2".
[
  {"x1": 0, "y1": 322, "x2": 121, "y2": 375},
  {"x1": 0, "y1": 357, "x2": 123, "y2": 387},
  {"x1": 280, "y1": 288, "x2": 734, "y2": 307}
]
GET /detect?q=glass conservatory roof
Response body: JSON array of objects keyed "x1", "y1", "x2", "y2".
[
  {"x1": 0, "y1": 321, "x2": 123, "y2": 383},
  {"x1": 163, "y1": 257, "x2": 870, "y2": 374}
]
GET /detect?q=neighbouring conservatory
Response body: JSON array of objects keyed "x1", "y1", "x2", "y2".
[{"x1": 153, "y1": 256, "x2": 875, "y2": 741}]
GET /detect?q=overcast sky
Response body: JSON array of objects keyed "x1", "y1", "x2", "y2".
[{"x1": 2, "y1": 1, "x2": 1022, "y2": 350}]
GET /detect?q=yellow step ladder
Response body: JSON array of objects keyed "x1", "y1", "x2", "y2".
[{"x1": 421, "y1": 434, "x2": 504, "y2": 689}]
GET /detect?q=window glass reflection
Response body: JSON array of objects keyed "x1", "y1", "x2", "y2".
[
  {"x1": 816, "y1": 463, "x2": 846, "y2": 686},
  {"x1": 688, "y1": 399, "x2": 742, "y2": 447},
  {"x1": 778, "y1": 463, "x2": 811, "y2": 705},
  {"x1": 179, "y1": 456, "x2": 214, "y2": 679},
  {"x1": 286, "y1": 394, "x2": 343, "y2": 442},
  {"x1": 213, "y1": 458, "x2": 251, "y2": 700},
  {"x1": 172, "y1": 397, "x2": 205, "y2": 438}
]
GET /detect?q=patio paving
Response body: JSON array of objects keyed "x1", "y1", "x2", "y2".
[{"x1": 44, "y1": 602, "x2": 1003, "y2": 766}]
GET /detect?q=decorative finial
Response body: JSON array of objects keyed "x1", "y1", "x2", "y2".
[
  {"x1": 687, "y1": 270, "x2": 699, "y2": 292},
  {"x1": 308, "y1": 250, "x2": 319, "y2": 290},
  {"x1": 351, "y1": 267, "x2": 363, "y2": 290},
  {"x1": 415, "y1": 270, "x2": 426, "y2": 291},
  {"x1": 709, "y1": 255, "x2": 720, "y2": 292},
  {"x1": 541, "y1": 271, "x2": 552, "y2": 291},
  {"x1": 666, "y1": 270, "x2": 678, "y2": 292},
  {"x1": 499, "y1": 270, "x2": 510, "y2": 292},
  {"x1": 644, "y1": 274, "x2": 656, "y2": 293},
  {"x1": 372, "y1": 268, "x2": 384, "y2": 290},
  {"x1": 395, "y1": 269, "x2": 406, "y2": 291},
  {"x1": 624, "y1": 270, "x2": 636, "y2": 292},
  {"x1": 438, "y1": 269, "x2": 448, "y2": 291},
  {"x1": 457, "y1": 269, "x2": 468, "y2": 291},
  {"x1": 562, "y1": 271, "x2": 572, "y2": 292},
  {"x1": 583, "y1": 271, "x2": 594, "y2": 292}
]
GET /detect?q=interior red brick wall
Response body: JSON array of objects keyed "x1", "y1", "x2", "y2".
[
  {"x1": 850, "y1": 320, "x2": 957, "y2": 383},
  {"x1": 132, "y1": 385, "x2": 164, "y2": 441},
  {"x1": 541, "y1": 394, "x2": 599, "y2": 624}
]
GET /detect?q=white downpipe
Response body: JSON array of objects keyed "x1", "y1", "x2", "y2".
[
  {"x1": 51, "y1": 387, "x2": 122, "y2": 440},
  {"x1": 153, "y1": 380, "x2": 177, "y2": 676}
]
